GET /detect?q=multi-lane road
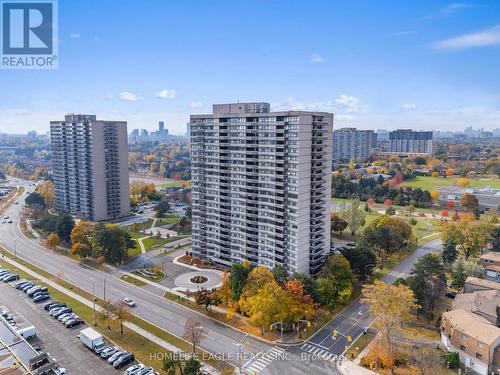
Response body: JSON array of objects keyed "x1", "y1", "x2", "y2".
[{"x1": 0, "y1": 178, "x2": 442, "y2": 375}]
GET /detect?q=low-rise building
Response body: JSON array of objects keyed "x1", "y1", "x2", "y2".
[
  {"x1": 441, "y1": 309, "x2": 500, "y2": 375},
  {"x1": 452, "y1": 290, "x2": 500, "y2": 326},
  {"x1": 465, "y1": 277, "x2": 500, "y2": 293},
  {"x1": 437, "y1": 186, "x2": 500, "y2": 211},
  {"x1": 480, "y1": 252, "x2": 500, "y2": 282}
]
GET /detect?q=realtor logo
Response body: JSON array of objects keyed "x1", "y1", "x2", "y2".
[{"x1": 1, "y1": 0, "x2": 58, "y2": 69}]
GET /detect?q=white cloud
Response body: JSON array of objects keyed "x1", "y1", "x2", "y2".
[
  {"x1": 401, "y1": 103, "x2": 417, "y2": 110},
  {"x1": 118, "y1": 91, "x2": 142, "y2": 101},
  {"x1": 422, "y1": 3, "x2": 475, "y2": 20},
  {"x1": 336, "y1": 114, "x2": 357, "y2": 121},
  {"x1": 70, "y1": 33, "x2": 80, "y2": 39},
  {"x1": 104, "y1": 93, "x2": 115, "y2": 100},
  {"x1": 334, "y1": 94, "x2": 364, "y2": 113},
  {"x1": 189, "y1": 101, "x2": 203, "y2": 108},
  {"x1": 277, "y1": 94, "x2": 365, "y2": 114},
  {"x1": 310, "y1": 53, "x2": 324, "y2": 63},
  {"x1": 155, "y1": 89, "x2": 177, "y2": 99},
  {"x1": 433, "y1": 25, "x2": 500, "y2": 50}
]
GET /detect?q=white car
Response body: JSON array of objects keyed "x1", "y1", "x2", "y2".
[{"x1": 123, "y1": 298, "x2": 136, "y2": 307}]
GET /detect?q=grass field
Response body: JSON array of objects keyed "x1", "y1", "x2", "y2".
[
  {"x1": 402, "y1": 176, "x2": 500, "y2": 190},
  {"x1": 142, "y1": 235, "x2": 187, "y2": 252},
  {"x1": 159, "y1": 179, "x2": 191, "y2": 189}
]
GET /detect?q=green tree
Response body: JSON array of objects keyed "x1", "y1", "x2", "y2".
[
  {"x1": 155, "y1": 198, "x2": 171, "y2": 217},
  {"x1": 229, "y1": 262, "x2": 251, "y2": 301},
  {"x1": 407, "y1": 254, "x2": 446, "y2": 318},
  {"x1": 272, "y1": 265, "x2": 288, "y2": 285},
  {"x1": 441, "y1": 238, "x2": 458, "y2": 264},
  {"x1": 330, "y1": 214, "x2": 348, "y2": 235},
  {"x1": 319, "y1": 254, "x2": 354, "y2": 303},
  {"x1": 315, "y1": 278, "x2": 335, "y2": 310},
  {"x1": 25, "y1": 192, "x2": 45, "y2": 207},
  {"x1": 339, "y1": 199, "x2": 366, "y2": 236},
  {"x1": 343, "y1": 244, "x2": 377, "y2": 281},
  {"x1": 292, "y1": 272, "x2": 320, "y2": 303},
  {"x1": 95, "y1": 224, "x2": 135, "y2": 264},
  {"x1": 55, "y1": 212, "x2": 75, "y2": 243}
]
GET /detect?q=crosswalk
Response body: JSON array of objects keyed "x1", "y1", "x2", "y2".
[
  {"x1": 300, "y1": 342, "x2": 338, "y2": 362},
  {"x1": 243, "y1": 346, "x2": 285, "y2": 374}
]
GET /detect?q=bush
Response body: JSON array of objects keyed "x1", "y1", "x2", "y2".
[
  {"x1": 444, "y1": 352, "x2": 460, "y2": 369},
  {"x1": 385, "y1": 206, "x2": 396, "y2": 216},
  {"x1": 408, "y1": 218, "x2": 417, "y2": 226}
]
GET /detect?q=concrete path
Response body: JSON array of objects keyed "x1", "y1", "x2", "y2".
[{"x1": 337, "y1": 360, "x2": 377, "y2": 375}]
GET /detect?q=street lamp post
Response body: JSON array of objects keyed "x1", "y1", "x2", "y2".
[
  {"x1": 234, "y1": 334, "x2": 248, "y2": 375},
  {"x1": 13, "y1": 237, "x2": 17, "y2": 259},
  {"x1": 91, "y1": 278, "x2": 96, "y2": 325}
]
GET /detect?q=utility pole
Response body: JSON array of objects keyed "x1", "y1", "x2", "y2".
[
  {"x1": 91, "y1": 278, "x2": 96, "y2": 325},
  {"x1": 103, "y1": 279, "x2": 106, "y2": 301},
  {"x1": 13, "y1": 238, "x2": 16, "y2": 259}
]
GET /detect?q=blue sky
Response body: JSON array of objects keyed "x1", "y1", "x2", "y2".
[{"x1": 1, "y1": 0, "x2": 500, "y2": 134}]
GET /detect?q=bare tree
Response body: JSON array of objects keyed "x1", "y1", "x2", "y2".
[
  {"x1": 111, "y1": 300, "x2": 130, "y2": 334},
  {"x1": 183, "y1": 319, "x2": 206, "y2": 353},
  {"x1": 99, "y1": 299, "x2": 113, "y2": 330}
]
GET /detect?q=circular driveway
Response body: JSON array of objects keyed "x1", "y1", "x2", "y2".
[{"x1": 174, "y1": 270, "x2": 223, "y2": 291}]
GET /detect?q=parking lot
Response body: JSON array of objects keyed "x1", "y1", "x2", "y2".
[{"x1": 0, "y1": 278, "x2": 122, "y2": 374}]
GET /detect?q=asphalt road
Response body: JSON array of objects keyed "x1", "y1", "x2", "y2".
[{"x1": 0, "y1": 179, "x2": 272, "y2": 370}]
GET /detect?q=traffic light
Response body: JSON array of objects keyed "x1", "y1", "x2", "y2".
[
  {"x1": 307, "y1": 321, "x2": 311, "y2": 328},
  {"x1": 332, "y1": 329, "x2": 338, "y2": 337},
  {"x1": 347, "y1": 336, "x2": 352, "y2": 342}
]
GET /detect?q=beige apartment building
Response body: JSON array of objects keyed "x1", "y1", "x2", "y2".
[
  {"x1": 50, "y1": 114, "x2": 130, "y2": 221},
  {"x1": 190, "y1": 103, "x2": 333, "y2": 275},
  {"x1": 441, "y1": 309, "x2": 500, "y2": 375}
]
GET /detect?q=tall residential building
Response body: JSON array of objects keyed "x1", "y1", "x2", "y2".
[
  {"x1": 190, "y1": 102, "x2": 333, "y2": 275},
  {"x1": 50, "y1": 114, "x2": 130, "y2": 221},
  {"x1": 332, "y1": 127, "x2": 377, "y2": 162},
  {"x1": 389, "y1": 129, "x2": 433, "y2": 156}
]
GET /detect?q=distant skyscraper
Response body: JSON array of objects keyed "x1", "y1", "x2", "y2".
[
  {"x1": 190, "y1": 102, "x2": 333, "y2": 275},
  {"x1": 159, "y1": 121, "x2": 165, "y2": 132},
  {"x1": 389, "y1": 129, "x2": 433, "y2": 156},
  {"x1": 332, "y1": 128, "x2": 377, "y2": 162},
  {"x1": 50, "y1": 114, "x2": 130, "y2": 221}
]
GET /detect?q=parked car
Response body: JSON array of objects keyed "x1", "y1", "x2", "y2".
[
  {"x1": 65, "y1": 319, "x2": 84, "y2": 328},
  {"x1": 100, "y1": 346, "x2": 118, "y2": 359},
  {"x1": 33, "y1": 294, "x2": 50, "y2": 303},
  {"x1": 3, "y1": 274, "x2": 19, "y2": 282},
  {"x1": 45, "y1": 302, "x2": 65, "y2": 311},
  {"x1": 15, "y1": 280, "x2": 30, "y2": 289},
  {"x1": 113, "y1": 353, "x2": 134, "y2": 369},
  {"x1": 53, "y1": 308, "x2": 72, "y2": 319},
  {"x1": 107, "y1": 351, "x2": 125, "y2": 364},
  {"x1": 125, "y1": 364, "x2": 144, "y2": 374},
  {"x1": 445, "y1": 291, "x2": 457, "y2": 299}
]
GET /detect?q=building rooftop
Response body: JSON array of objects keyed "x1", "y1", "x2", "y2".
[
  {"x1": 466, "y1": 277, "x2": 500, "y2": 291},
  {"x1": 442, "y1": 308, "x2": 500, "y2": 345},
  {"x1": 452, "y1": 290, "x2": 500, "y2": 319},
  {"x1": 481, "y1": 252, "x2": 500, "y2": 263}
]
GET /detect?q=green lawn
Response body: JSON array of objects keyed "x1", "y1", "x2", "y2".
[
  {"x1": 142, "y1": 235, "x2": 188, "y2": 252},
  {"x1": 120, "y1": 274, "x2": 147, "y2": 286},
  {"x1": 156, "y1": 215, "x2": 182, "y2": 227},
  {"x1": 158, "y1": 179, "x2": 191, "y2": 189},
  {"x1": 402, "y1": 176, "x2": 500, "y2": 190},
  {"x1": 128, "y1": 240, "x2": 142, "y2": 257}
]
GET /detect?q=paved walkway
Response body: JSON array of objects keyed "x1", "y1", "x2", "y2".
[
  {"x1": 337, "y1": 360, "x2": 377, "y2": 375},
  {"x1": 173, "y1": 270, "x2": 223, "y2": 292}
]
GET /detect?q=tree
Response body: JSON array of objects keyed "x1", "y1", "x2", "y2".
[
  {"x1": 330, "y1": 214, "x2": 348, "y2": 235},
  {"x1": 99, "y1": 299, "x2": 113, "y2": 330},
  {"x1": 441, "y1": 238, "x2": 457, "y2": 264},
  {"x1": 155, "y1": 198, "x2": 171, "y2": 218},
  {"x1": 407, "y1": 204, "x2": 416, "y2": 216},
  {"x1": 319, "y1": 254, "x2": 354, "y2": 303},
  {"x1": 447, "y1": 200, "x2": 455, "y2": 210},
  {"x1": 442, "y1": 220, "x2": 491, "y2": 260},
  {"x1": 70, "y1": 242, "x2": 92, "y2": 259},
  {"x1": 457, "y1": 178, "x2": 470, "y2": 187},
  {"x1": 217, "y1": 272, "x2": 232, "y2": 306},
  {"x1": 460, "y1": 193, "x2": 479, "y2": 212},
  {"x1": 445, "y1": 168, "x2": 455, "y2": 177},
  {"x1": 240, "y1": 267, "x2": 276, "y2": 303},
  {"x1": 163, "y1": 357, "x2": 202, "y2": 375},
  {"x1": 451, "y1": 259, "x2": 484, "y2": 290},
  {"x1": 46, "y1": 232, "x2": 60, "y2": 248},
  {"x1": 194, "y1": 289, "x2": 220, "y2": 311},
  {"x1": 407, "y1": 254, "x2": 446, "y2": 318},
  {"x1": 362, "y1": 280, "x2": 418, "y2": 354},
  {"x1": 229, "y1": 262, "x2": 251, "y2": 301},
  {"x1": 37, "y1": 180, "x2": 55, "y2": 208},
  {"x1": 292, "y1": 272, "x2": 320, "y2": 303},
  {"x1": 282, "y1": 279, "x2": 315, "y2": 324},
  {"x1": 339, "y1": 199, "x2": 366, "y2": 236},
  {"x1": 385, "y1": 206, "x2": 396, "y2": 216},
  {"x1": 111, "y1": 300, "x2": 130, "y2": 334},
  {"x1": 95, "y1": 224, "x2": 135, "y2": 264},
  {"x1": 430, "y1": 191, "x2": 439, "y2": 203},
  {"x1": 183, "y1": 319, "x2": 206, "y2": 353},
  {"x1": 383, "y1": 199, "x2": 393, "y2": 209},
  {"x1": 314, "y1": 278, "x2": 335, "y2": 310},
  {"x1": 25, "y1": 192, "x2": 45, "y2": 207},
  {"x1": 272, "y1": 265, "x2": 288, "y2": 285},
  {"x1": 343, "y1": 245, "x2": 376, "y2": 281},
  {"x1": 55, "y1": 212, "x2": 75, "y2": 243}
]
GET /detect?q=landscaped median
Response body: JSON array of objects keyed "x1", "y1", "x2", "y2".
[{"x1": 0, "y1": 249, "x2": 234, "y2": 375}]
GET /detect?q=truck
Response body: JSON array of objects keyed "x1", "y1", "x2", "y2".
[
  {"x1": 79, "y1": 327, "x2": 104, "y2": 352},
  {"x1": 16, "y1": 325, "x2": 36, "y2": 340}
]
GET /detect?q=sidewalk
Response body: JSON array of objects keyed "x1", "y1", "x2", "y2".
[{"x1": 337, "y1": 360, "x2": 377, "y2": 375}]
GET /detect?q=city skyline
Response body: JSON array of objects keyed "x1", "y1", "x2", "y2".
[{"x1": 1, "y1": 0, "x2": 500, "y2": 134}]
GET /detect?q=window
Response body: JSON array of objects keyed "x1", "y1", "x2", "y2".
[
  {"x1": 460, "y1": 345, "x2": 466, "y2": 351},
  {"x1": 475, "y1": 352, "x2": 482, "y2": 359}
]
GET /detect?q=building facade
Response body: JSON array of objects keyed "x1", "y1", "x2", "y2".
[
  {"x1": 190, "y1": 103, "x2": 333, "y2": 275},
  {"x1": 389, "y1": 129, "x2": 433, "y2": 156},
  {"x1": 332, "y1": 127, "x2": 377, "y2": 162},
  {"x1": 50, "y1": 114, "x2": 130, "y2": 221}
]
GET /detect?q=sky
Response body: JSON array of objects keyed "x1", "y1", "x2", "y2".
[{"x1": 1, "y1": 0, "x2": 500, "y2": 135}]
